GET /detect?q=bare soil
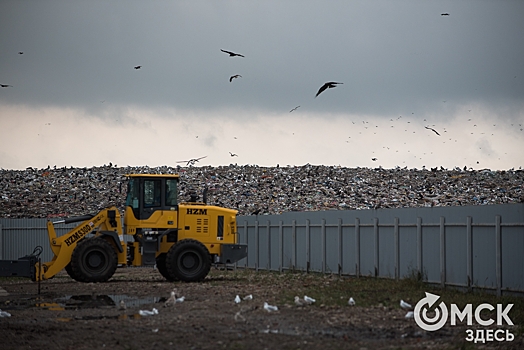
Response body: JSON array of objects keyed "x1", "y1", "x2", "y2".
[{"x1": 0, "y1": 268, "x2": 520, "y2": 350}]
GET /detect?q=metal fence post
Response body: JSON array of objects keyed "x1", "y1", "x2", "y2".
[
  {"x1": 374, "y1": 217, "x2": 379, "y2": 277},
  {"x1": 355, "y1": 218, "x2": 360, "y2": 277},
  {"x1": 292, "y1": 220, "x2": 296, "y2": 270},
  {"x1": 496, "y1": 215, "x2": 502, "y2": 297},
  {"x1": 338, "y1": 218, "x2": 343, "y2": 276},
  {"x1": 306, "y1": 219, "x2": 310, "y2": 273},
  {"x1": 243, "y1": 220, "x2": 248, "y2": 268},
  {"x1": 467, "y1": 216, "x2": 472, "y2": 291},
  {"x1": 267, "y1": 220, "x2": 271, "y2": 271},
  {"x1": 321, "y1": 219, "x2": 326, "y2": 274},
  {"x1": 255, "y1": 220, "x2": 259, "y2": 272},
  {"x1": 440, "y1": 216, "x2": 446, "y2": 288},
  {"x1": 394, "y1": 217, "x2": 399, "y2": 280},
  {"x1": 417, "y1": 217, "x2": 423, "y2": 278},
  {"x1": 279, "y1": 220, "x2": 283, "y2": 273}
]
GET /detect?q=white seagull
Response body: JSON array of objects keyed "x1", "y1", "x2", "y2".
[
  {"x1": 243, "y1": 294, "x2": 253, "y2": 301},
  {"x1": 235, "y1": 295, "x2": 241, "y2": 304},
  {"x1": 348, "y1": 297, "x2": 355, "y2": 306},
  {"x1": 294, "y1": 296, "x2": 306, "y2": 306},
  {"x1": 304, "y1": 295, "x2": 316, "y2": 304},
  {"x1": 400, "y1": 300, "x2": 412, "y2": 309},
  {"x1": 263, "y1": 302, "x2": 278, "y2": 312}
]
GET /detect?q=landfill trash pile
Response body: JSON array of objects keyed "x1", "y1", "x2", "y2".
[{"x1": 0, "y1": 164, "x2": 523, "y2": 218}]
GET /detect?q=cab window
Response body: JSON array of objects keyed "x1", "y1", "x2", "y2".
[
  {"x1": 166, "y1": 179, "x2": 178, "y2": 206},
  {"x1": 144, "y1": 179, "x2": 161, "y2": 207}
]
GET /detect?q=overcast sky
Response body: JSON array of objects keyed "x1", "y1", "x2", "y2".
[{"x1": 1, "y1": 1, "x2": 523, "y2": 170}]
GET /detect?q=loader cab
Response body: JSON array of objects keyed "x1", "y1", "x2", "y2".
[{"x1": 125, "y1": 174, "x2": 179, "y2": 220}]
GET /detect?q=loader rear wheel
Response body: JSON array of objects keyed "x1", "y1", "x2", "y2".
[
  {"x1": 166, "y1": 239, "x2": 211, "y2": 282},
  {"x1": 70, "y1": 237, "x2": 117, "y2": 283},
  {"x1": 156, "y1": 253, "x2": 178, "y2": 282}
]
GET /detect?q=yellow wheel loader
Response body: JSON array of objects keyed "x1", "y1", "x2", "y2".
[{"x1": 0, "y1": 174, "x2": 247, "y2": 283}]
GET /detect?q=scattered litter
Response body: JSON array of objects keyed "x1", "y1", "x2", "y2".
[{"x1": 139, "y1": 308, "x2": 159, "y2": 316}]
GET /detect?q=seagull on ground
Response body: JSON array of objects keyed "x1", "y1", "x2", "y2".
[
  {"x1": 164, "y1": 290, "x2": 177, "y2": 307},
  {"x1": 304, "y1": 295, "x2": 316, "y2": 304},
  {"x1": 405, "y1": 311, "x2": 414, "y2": 319},
  {"x1": 221, "y1": 49, "x2": 245, "y2": 57},
  {"x1": 175, "y1": 296, "x2": 185, "y2": 303},
  {"x1": 119, "y1": 300, "x2": 126, "y2": 310},
  {"x1": 139, "y1": 308, "x2": 159, "y2": 316},
  {"x1": 294, "y1": 296, "x2": 306, "y2": 306},
  {"x1": 230, "y1": 74, "x2": 242, "y2": 82},
  {"x1": 348, "y1": 297, "x2": 355, "y2": 306},
  {"x1": 315, "y1": 82, "x2": 343, "y2": 98},
  {"x1": 263, "y1": 302, "x2": 278, "y2": 312},
  {"x1": 235, "y1": 295, "x2": 241, "y2": 304},
  {"x1": 400, "y1": 300, "x2": 412, "y2": 309},
  {"x1": 243, "y1": 294, "x2": 253, "y2": 301}
]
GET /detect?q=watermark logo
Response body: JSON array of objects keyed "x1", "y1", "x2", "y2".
[
  {"x1": 414, "y1": 292, "x2": 448, "y2": 331},
  {"x1": 413, "y1": 292, "x2": 515, "y2": 343}
]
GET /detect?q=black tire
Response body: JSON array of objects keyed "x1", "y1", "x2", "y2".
[
  {"x1": 156, "y1": 253, "x2": 178, "y2": 282},
  {"x1": 65, "y1": 239, "x2": 89, "y2": 282},
  {"x1": 166, "y1": 239, "x2": 211, "y2": 282},
  {"x1": 70, "y1": 237, "x2": 118, "y2": 283}
]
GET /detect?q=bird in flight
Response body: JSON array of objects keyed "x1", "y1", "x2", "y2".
[
  {"x1": 441, "y1": 13, "x2": 450, "y2": 16},
  {"x1": 18, "y1": 52, "x2": 24, "y2": 55},
  {"x1": 176, "y1": 156, "x2": 207, "y2": 166},
  {"x1": 289, "y1": 106, "x2": 300, "y2": 113},
  {"x1": 221, "y1": 49, "x2": 245, "y2": 57},
  {"x1": 134, "y1": 65, "x2": 142, "y2": 69},
  {"x1": 425, "y1": 126, "x2": 441, "y2": 136},
  {"x1": 372, "y1": 158, "x2": 378, "y2": 161},
  {"x1": 315, "y1": 82, "x2": 343, "y2": 97},
  {"x1": 0, "y1": 84, "x2": 13, "y2": 88},
  {"x1": 229, "y1": 152, "x2": 238, "y2": 157},
  {"x1": 229, "y1": 74, "x2": 242, "y2": 82}
]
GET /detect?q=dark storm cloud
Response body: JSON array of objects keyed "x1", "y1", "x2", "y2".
[{"x1": 0, "y1": 0, "x2": 523, "y2": 119}]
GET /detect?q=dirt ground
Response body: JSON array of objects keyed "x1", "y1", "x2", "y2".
[{"x1": 0, "y1": 268, "x2": 520, "y2": 350}]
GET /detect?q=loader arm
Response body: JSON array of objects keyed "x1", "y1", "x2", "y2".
[{"x1": 36, "y1": 207, "x2": 123, "y2": 281}]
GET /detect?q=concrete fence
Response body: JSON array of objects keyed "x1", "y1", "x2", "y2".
[{"x1": 1, "y1": 203, "x2": 523, "y2": 295}]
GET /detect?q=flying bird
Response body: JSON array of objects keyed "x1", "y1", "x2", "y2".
[
  {"x1": 229, "y1": 152, "x2": 238, "y2": 157},
  {"x1": 289, "y1": 106, "x2": 300, "y2": 113},
  {"x1": 372, "y1": 158, "x2": 378, "y2": 161},
  {"x1": 176, "y1": 156, "x2": 207, "y2": 166},
  {"x1": 441, "y1": 13, "x2": 450, "y2": 16},
  {"x1": 315, "y1": 82, "x2": 343, "y2": 97},
  {"x1": 229, "y1": 74, "x2": 242, "y2": 82},
  {"x1": 18, "y1": 52, "x2": 24, "y2": 55},
  {"x1": 425, "y1": 126, "x2": 440, "y2": 136},
  {"x1": 134, "y1": 65, "x2": 142, "y2": 69},
  {"x1": 0, "y1": 84, "x2": 13, "y2": 88},
  {"x1": 221, "y1": 49, "x2": 245, "y2": 57}
]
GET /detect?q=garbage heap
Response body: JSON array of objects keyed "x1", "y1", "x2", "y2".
[{"x1": 0, "y1": 164, "x2": 522, "y2": 218}]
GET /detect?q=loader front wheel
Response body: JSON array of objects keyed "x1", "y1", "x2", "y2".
[
  {"x1": 70, "y1": 237, "x2": 118, "y2": 283},
  {"x1": 166, "y1": 239, "x2": 211, "y2": 282},
  {"x1": 156, "y1": 253, "x2": 178, "y2": 282}
]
